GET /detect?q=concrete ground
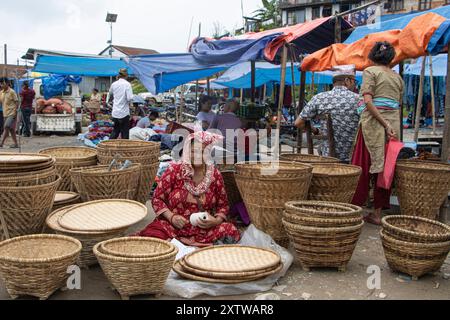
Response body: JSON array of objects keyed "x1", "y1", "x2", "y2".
[{"x1": 0, "y1": 133, "x2": 449, "y2": 300}]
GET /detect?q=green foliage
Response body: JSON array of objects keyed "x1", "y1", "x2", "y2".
[
  {"x1": 131, "y1": 79, "x2": 147, "y2": 94},
  {"x1": 252, "y1": 0, "x2": 281, "y2": 27}
]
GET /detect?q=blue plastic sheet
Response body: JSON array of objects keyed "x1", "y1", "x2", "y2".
[{"x1": 42, "y1": 75, "x2": 82, "y2": 99}]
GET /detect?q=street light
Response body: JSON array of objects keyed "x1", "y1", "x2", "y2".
[{"x1": 106, "y1": 13, "x2": 118, "y2": 58}]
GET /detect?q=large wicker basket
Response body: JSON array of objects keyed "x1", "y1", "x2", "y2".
[
  {"x1": 395, "y1": 160, "x2": 450, "y2": 220},
  {"x1": 0, "y1": 167, "x2": 57, "y2": 187},
  {"x1": 308, "y1": 164, "x2": 361, "y2": 203},
  {"x1": 46, "y1": 207, "x2": 127, "y2": 268},
  {"x1": 136, "y1": 163, "x2": 160, "y2": 204},
  {"x1": 382, "y1": 215, "x2": 450, "y2": 244},
  {"x1": 234, "y1": 162, "x2": 313, "y2": 246},
  {"x1": 221, "y1": 170, "x2": 243, "y2": 209},
  {"x1": 381, "y1": 231, "x2": 450, "y2": 280},
  {"x1": 284, "y1": 201, "x2": 363, "y2": 220},
  {"x1": 39, "y1": 147, "x2": 98, "y2": 192},
  {"x1": 71, "y1": 164, "x2": 141, "y2": 202},
  {"x1": 283, "y1": 219, "x2": 364, "y2": 271},
  {"x1": 0, "y1": 177, "x2": 61, "y2": 240},
  {"x1": 280, "y1": 153, "x2": 340, "y2": 164},
  {"x1": 94, "y1": 238, "x2": 178, "y2": 300},
  {"x1": 0, "y1": 234, "x2": 81, "y2": 300}
]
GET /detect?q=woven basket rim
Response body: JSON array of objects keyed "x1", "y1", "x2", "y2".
[
  {"x1": 396, "y1": 160, "x2": 450, "y2": 173},
  {"x1": 39, "y1": 147, "x2": 97, "y2": 160},
  {"x1": 54, "y1": 192, "x2": 80, "y2": 204},
  {"x1": 97, "y1": 140, "x2": 160, "y2": 149},
  {"x1": 283, "y1": 211, "x2": 363, "y2": 224},
  {"x1": 235, "y1": 161, "x2": 313, "y2": 172},
  {"x1": 70, "y1": 164, "x2": 142, "y2": 175},
  {"x1": 100, "y1": 237, "x2": 176, "y2": 258},
  {"x1": 0, "y1": 234, "x2": 82, "y2": 263},
  {"x1": 285, "y1": 201, "x2": 362, "y2": 214},
  {"x1": 311, "y1": 164, "x2": 362, "y2": 177},
  {"x1": 380, "y1": 231, "x2": 450, "y2": 248},
  {"x1": 280, "y1": 153, "x2": 340, "y2": 163},
  {"x1": 0, "y1": 176, "x2": 61, "y2": 191},
  {"x1": 0, "y1": 166, "x2": 56, "y2": 178},
  {"x1": 93, "y1": 242, "x2": 178, "y2": 262},
  {"x1": 0, "y1": 153, "x2": 54, "y2": 165},
  {"x1": 382, "y1": 215, "x2": 450, "y2": 239},
  {"x1": 283, "y1": 219, "x2": 364, "y2": 233}
]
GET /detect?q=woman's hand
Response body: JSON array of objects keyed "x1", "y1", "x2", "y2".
[
  {"x1": 385, "y1": 124, "x2": 396, "y2": 139},
  {"x1": 197, "y1": 214, "x2": 224, "y2": 230},
  {"x1": 171, "y1": 215, "x2": 189, "y2": 230}
]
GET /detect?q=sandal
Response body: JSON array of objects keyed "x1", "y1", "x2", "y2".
[{"x1": 363, "y1": 215, "x2": 382, "y2": 226}]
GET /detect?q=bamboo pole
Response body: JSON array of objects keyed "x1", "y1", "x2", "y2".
[
  {"x1": 429, "y1": 54, "x2": 437, "y2": 135},
  {"x1": 262, "y1": 84, "x2": 267, "y2": 103},
  {"x1": 276, "y1": 45, "x2": 288, "y2": 157},
  {"x1": 441, "y1": 48, "x2": 450, "y2": 163},
  {"x1": 414, "y1": 57, "x2": 427, "y2": 142},
  {"x1": 297, "y1": 70, "x2": 306, "y2": 153},
  {"x1": 240, "y1": 88, "x2": 244, "y2": 105},
  {"x1": 399, "y1": 61, "x2": 404, "y2": 142},
  {"x1": 251, "y1": 61, "x2": 256, "y2": 103}
]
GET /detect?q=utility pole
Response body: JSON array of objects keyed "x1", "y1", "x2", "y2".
[{"x1": 3, "y1": 44, "x2": 7, "y2": 78}]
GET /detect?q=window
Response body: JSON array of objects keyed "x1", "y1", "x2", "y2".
[
  {"x1": 39, "y1": 85, "x2": 72, "y2": 97},
  {"x1": 418, "y1": 0, "x2": 431, "y2": 10},
  {"x1": 387, "y1": 0, "x2": 404, "y2": 12},
  {"x1": 100, "y1": 83, "x2": 107, "y2": 92},
  {"x1": 287, "y1": 10, "x2": 305, "y2": 25},
  {"x1": 312, "y1": 7, "x2": 321, "y2": 20},
  {"x1": 322, "y1": 5, "x2": 332, "y2": 17}
]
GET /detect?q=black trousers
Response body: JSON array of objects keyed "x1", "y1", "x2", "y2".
[
  {"x1": 0, "y1": 112, "x2": 3, "y2": 135},
  {"x1": 110, "y1": 115, "x2": 130, "y2": 140},
  {"x1": 21, "y1": 108, "x2": 32, "y2": 136}
]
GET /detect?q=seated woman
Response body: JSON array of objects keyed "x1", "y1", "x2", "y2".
[{"x1": 137, "y1": 131, "x2": 241, "y2": 247}]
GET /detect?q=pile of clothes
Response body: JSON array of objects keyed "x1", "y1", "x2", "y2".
[{"x1": 78, "y1": 120, "x2": 114, "y2": 147}]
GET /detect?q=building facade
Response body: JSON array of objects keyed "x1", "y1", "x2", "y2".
[{"x1": 280, "y1": 0, "x2": 449, "y2": 25}]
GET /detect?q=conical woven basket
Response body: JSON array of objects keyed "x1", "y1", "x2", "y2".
[
  {"x1": 280, "y1": 153, "x2": 340, "y2": 164},
  {"x1": 0, "y1": 177, "x2": 61, "y2": 241},
  {"x1": 308, "y1": 164, "x2": 362, "y2": 203},
  {"x1": 39, "y1": 147, "x2": 98, "y2": 192},
  {"x1": 71, "y1": 164, "x2": 141, "y2": 202},
  {"x1": 234, "y1": 162, "x2": 313, "y2": 246},
  {"x1": 395, "y1": 160, "x2": 450, "y2": 220},
  {"x1": 97, "y1": 140, "x2": 160, "y2": 165}
]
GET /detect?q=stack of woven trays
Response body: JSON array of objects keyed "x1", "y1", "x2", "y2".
[
  {"x1": 283, "y1": 201, "x2": 364, "y2": 272},
  {"x1": 395, "y1": 160, "x2": 450, "y2": 220},
  {"x1": 94, "y1": 237, "x2": 178, "y2": 300},
  {"x1": 280, "y1": 153, "x2": 340, "y2": 164},
  {"x1": 0, "y1": 234, "x2": 81, "y2": 300},
  {"x1": 0, "y1": 153, "x2": 60, "y2": 240},
  {"x1": 381, "y1": 215, "x2": 450, "y2": 280},
  {"x1": 97, "y1": 141, "x2": 161, "y2": 204},
  {"x1": 39, "y1": 147, "x2": 98, "y2": 192},
  {"x1": 53, "y1": 192, "x2": 81, "y2": 211},
  {"x1": 70, "y1": 164, "x2": 141, "y2": 202},
  {"x1": 46, "y1": 200, "x2": 148, "y2": 268},
  {"x1": 173, "y1": 245, "x2": 283, "y2": 284},
  {"x1": 234, "y1": 161, "x2": 313, "y2": 247},
  {"x1": 308, "y1": 164, "x2": 362, "y2": 203}
]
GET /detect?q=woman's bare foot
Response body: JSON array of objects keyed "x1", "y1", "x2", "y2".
[{"x1": 363, "y1": 215, "x2": 382, "y2": 226}]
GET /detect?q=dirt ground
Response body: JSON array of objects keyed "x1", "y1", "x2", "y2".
[{"x1": 0, "y1": 133, "x2": 449, "y2": 300}]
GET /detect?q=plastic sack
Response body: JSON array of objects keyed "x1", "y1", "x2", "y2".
[
  {"x1": 129, "y1": 127, "x2": 157, "y2": 141},
  {"x1": 377, "y1": 138, "x2": 404, "y2": 190},
  {"x1": 163, "y1": 225, "x2": 294, "y2": 299}
]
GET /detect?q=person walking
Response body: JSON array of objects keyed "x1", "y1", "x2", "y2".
[
  {"x1": 0, "y1": 78, "x2": 19, "y2": 148},
  {"x1": 108, "y1": 69, "x2": 133, "y2": 140},
  {"x1": 19, "y1": 81, "x2": 35, "y2": 137}
]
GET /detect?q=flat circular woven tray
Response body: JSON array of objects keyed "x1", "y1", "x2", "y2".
[
  {"x1": 183, "y1": 245, "x2": 281, "y2": 273},
  {"x1": 174, "y1": 260, "x2": 283, "y2": 284},
  {"x1": 54, "y1": 192, "x2": 79, "y2": 203},
  {"x1": 58, "y1": 200, "x2": 147, "y2": 232},
  {"x1": 0, "y1": 154, "x2": 52, "y2": 165}
]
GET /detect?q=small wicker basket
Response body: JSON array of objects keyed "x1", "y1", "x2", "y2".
[{"x1": 280, "y1": 153, "x2": 340, "y2": 164}]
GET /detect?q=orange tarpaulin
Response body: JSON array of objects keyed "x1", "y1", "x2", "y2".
[{"x1": 301, "y1": 13, "x2": 447, "y2": 72}]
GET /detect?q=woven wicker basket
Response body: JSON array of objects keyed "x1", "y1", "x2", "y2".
[
  {"x1": 52, "y1": 192, "x2": 81, "y2": 211},
  {"x1": 221, "y1": 170, "x2": 243, "y2": 208},
  {"x1": 39, "y1": 147, "x2": 98, "y2": 192},
  {"x1": 280, "y1": 153, "x2": 340, "y2": 164},
  {"x1": 395, "y1": 160, "x2": 450, "y2": 220},
  {"x1": 381, "y1": 231, "x2": 450, "y2": 279},
  {"x1": 71, "y1": 164, "x2": 141, "y2": 202},
  {"x1": 135, "y1": 163, "x2": 160, "y2": 204},
  {"x1": 382, "y1": 215, "x2": 450, "y2": 243},
  {"x1": 46, "y1": 207, "x2": 127, "y2": 268},
  {"x1": 284, "y1": 201, "x2": 363, "y2": 220},
  {"x1": 0, "y1": 234, "x2": 81, "y2": 300},
  {"x1": 309, "y1": 164, "x2": 362, "y2": 203},
  {"x1": 0, "y1": 177, "x2": 61, "y2": 241},
  {"x1": 97, "y1": 140, "x2": 160, "y2": 165},
  {"x1": 0, "y1": 167, "x2": 57, "y2": 187},
  {"x1": 234, "y1": 162, "x2": 313, "y2": 246},
  {"x1": 100, "y1": 237, "x2": 176, "y2": 258},
  {"x1": 94, "y1": 239, "x2": 178, "y2": 300}
]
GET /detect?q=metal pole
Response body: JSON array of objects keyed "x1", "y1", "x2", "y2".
[
  {"x1": 429, "y1": 54, "x2": 437, "y2": 135},
  {"x1": 297, "y1": 70, "x2": 306, "y2": 153},
  {"x1": 441, "y1": 48, "x2": 450, "y2": 162},
  {"x1": 207, "y1": 77, "x2": 211, "y2": 96},
  {"x1": 251, "y1": 61, "x2": 256, "y2": 103},
  {"x1": 3, "y1": 44, "x2": 7, "y2": 77},
  {"x1": 276, "y1": 46, "x2": 288, "y2": 157},
  {"x1": 399, "y1": 61, "x2": 404, "y2": 142},
  {"x1": 414, "y1": 57, "x2": 427, "y2": 142}
]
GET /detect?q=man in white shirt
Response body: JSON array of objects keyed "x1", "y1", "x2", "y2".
[{"x1": 109, "y1": 69, "x2": 133, "y2": 139}]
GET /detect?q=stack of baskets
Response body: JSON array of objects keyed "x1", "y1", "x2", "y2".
[
  {"x1": 395, "y1": 160, "x2": 450, "y2": 220},
  {"x1": 283, "y1": 201, "x2": 364, "y2": 272},
  {"x1": 0, "y1": 234, "x2": 81, "y2": 300},
  {"x1": 70, "y1": 164, "x2": 141, "y2": 202},
  {"x1": 234, "y1": 161, "x2": 313, "y2": 246},
  {"x1": 0, "y1": 153, "x2": 60, "y2": 240},
  {"x1": 308, "y1": 164, "x2": 362, "y2": 203},
  {"x1": 381, "y1": 215, "x2": 450, "y2": 280},
  {"x1": 46, "y1": 200, "x2": 148, "y2": 268},
  {"x1": 39, "y1": 147, "x2": 98, "y2": 192},
  {"x1": 173, "y1": 245, "x2": 283, "y2": 284},
  {"x1": 94, "y1": 237, "x2": 178, "y2": 300},
  {"x1": 97, "y1": 141, "x2": 161, "y2": 204},
  {"x1": 280, "y1": 153, "x2": 340, "y2": 164}
]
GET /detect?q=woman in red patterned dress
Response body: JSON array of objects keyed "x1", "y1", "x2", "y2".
[{"x1": 137, "y1": 131, "x2": 241, "y2": 247}]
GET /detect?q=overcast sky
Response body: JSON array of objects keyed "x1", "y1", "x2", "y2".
[{"x1": 0, "y1": 0, "x2": 262, "y2": 64}]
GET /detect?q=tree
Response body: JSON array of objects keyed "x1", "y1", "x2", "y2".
[{"x1": 252, "y1": 0, "x2": 281, "y2": 27}]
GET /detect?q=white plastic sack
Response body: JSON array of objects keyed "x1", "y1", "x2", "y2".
[
  {"x1": 163, "y1": 225, "x2": 294, "y2": 299},
  {"x1": 129, "y1": 127, "x2": 157, "y2": 141}
]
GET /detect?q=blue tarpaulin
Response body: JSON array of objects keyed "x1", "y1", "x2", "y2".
[
  {"x1": 345, "y1": 5, "x2": 450, "y2": 55},
  {"x1": 405, "y1": 54, "x2": 448, "y2": 76},
  {"x1": 33, "y1": 55, "x2": 131, "y2": 77},
  {"x1": 42, "y1": 75, "x2": 82, "y2": 99}
]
